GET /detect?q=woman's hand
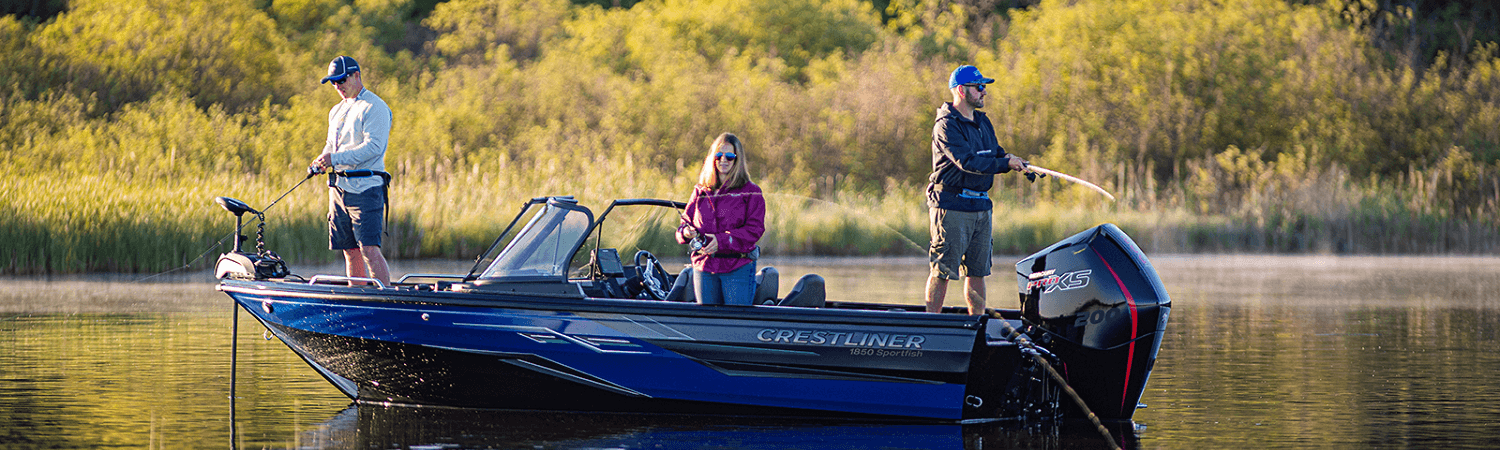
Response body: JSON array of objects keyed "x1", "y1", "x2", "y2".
[
  {"x1": 681, "y1": 226, "x2": 699, "y2": 239},
  {"x1": 700, "y1": 234, "x2": 719, "y2": 255}
]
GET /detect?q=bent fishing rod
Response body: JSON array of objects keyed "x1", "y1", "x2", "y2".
[{"x1": 1023, "y1": 164, "x2": 1116, "y2": 201}]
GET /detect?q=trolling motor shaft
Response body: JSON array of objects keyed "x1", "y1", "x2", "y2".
[{"x1": 214, "y1": 197, "x2": 259, "y2": 253}]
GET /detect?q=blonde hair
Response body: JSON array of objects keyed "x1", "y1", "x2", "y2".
[{"x1": 696, "y1": 132, "x2": 751, "y2": 190}]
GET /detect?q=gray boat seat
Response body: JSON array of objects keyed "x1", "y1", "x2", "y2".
[
  {"x1": 666, "y1": 266, "x2": 779, "y2": 306},
  {"x1": 754, "y1": 267, "x2": 779, "y2": 306},
  {"x1": 776, "y1": 274, "x2": 825, "y2": 308},
  {"x1": 664, "y1": 267, "x2": 695, "y2": 302}
]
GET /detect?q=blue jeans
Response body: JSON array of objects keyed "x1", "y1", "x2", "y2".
[{"x1": 694, "y1": 262, "x2": 757, "y2": 306}]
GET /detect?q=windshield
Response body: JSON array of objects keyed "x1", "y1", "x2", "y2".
[
  {"x1": 567, "y1": 202, "x2": 687, "y2": 278},
  {"x1": 479, "y1": 202, "x2": 593, "y2": 279}
]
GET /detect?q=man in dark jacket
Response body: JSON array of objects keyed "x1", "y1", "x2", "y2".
[{"x1": 925, "y1": 65, "x2": 1030, "y2": 315}]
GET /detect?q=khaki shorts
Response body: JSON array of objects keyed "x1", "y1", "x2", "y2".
[{"x1": 928, "y1": 208, "x2": 992, "y2": 280}]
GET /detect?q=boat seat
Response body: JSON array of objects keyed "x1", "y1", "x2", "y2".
[
  {"x1": 754, "y1": 267, "x2": 779, "y2": 306},
  {"x1": 664, "y1": 267, "x2": 695, "y2": 302},
  {"x1": 775, "y1": 274, "x2": 825, "y2": 308},
  {"x1": 664, "y1": 266, "x2": 779, "y2": 306}
]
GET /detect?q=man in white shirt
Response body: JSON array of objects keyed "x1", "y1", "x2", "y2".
[{"x1": 309, "y1": 55, "x2": 392, "y2": 286}]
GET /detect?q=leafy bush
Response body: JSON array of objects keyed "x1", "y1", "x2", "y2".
[{"x1": 2, "y1": 0, "x2": 1499, "y2": 273}]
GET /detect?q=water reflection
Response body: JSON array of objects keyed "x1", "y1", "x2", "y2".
[{"x1": 288, "y1": 404, "x2": 1142, "y2": 449}]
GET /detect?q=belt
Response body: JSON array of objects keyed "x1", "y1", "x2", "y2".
[
  {"x1": 707, "y1": 246, "x2": 760, "y2": 260},
  {"x1": 932, "y1": 184, "x2": 988, "y2": 198},
  {"x1": 327, "y1": 170, "x2": 391, "y2": 187}
]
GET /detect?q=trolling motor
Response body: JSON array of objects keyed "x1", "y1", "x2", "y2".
[{"x1": 213, "y1": 196, "x2": 290, "y2": 280}]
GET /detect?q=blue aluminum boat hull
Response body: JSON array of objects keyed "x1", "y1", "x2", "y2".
[{"x1": 221, "y1": 281, "x2": 1044, "y2": 421}]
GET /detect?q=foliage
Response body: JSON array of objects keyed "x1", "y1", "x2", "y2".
[
  {"x1": 2, "y1": 0, "x2": 1499, "y2": 274},
  {"x1": 28, "y1": 0, "x2": 288, "y2": 113}
]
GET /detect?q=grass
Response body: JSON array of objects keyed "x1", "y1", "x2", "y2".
[{"x1": 4, "y1": 163, "x2": 1497, "y2": 275}]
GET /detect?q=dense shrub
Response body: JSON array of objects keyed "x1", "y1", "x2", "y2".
[{"x1": 2, "y1": 0, "x2": 1498, "y2": 273}]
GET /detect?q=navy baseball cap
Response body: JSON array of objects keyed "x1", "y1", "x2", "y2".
[
  {"x1": 320, "y1": 56, "x2": 360, "y2": 84},
  {"x1": 948, "y1": 65, "x2": 994, "y2": 88}
]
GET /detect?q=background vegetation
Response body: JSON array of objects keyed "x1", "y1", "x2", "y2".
[{"x1": 2, "y1": 0, "x2": 1498, "y2": 274}]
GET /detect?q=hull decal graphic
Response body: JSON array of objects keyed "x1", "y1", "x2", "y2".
[
  {"x1": 451, "y1": 323, "x2": 652, "y2": 355},
  {"x1": 621, "y1": 315, "x2": 696, "y2": 340},
  {"x1": 499, "y1": 359, "x2": 650, "y2": 398},
  {"x1": 423, "y1": 344, "x2": 650, "y2": 398},
  {"x1": 655, "y1": 341, "x2": 821, "y2": 357},
  {"x1": 697, "y1": 359, "x2": 945, "y2": 384}
]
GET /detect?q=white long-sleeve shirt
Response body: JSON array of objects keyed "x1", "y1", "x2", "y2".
[{"x1": 321, "y1": 88, "x2": 391, "y2": 194}]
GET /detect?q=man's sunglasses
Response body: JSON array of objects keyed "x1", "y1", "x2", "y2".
[
  {"x1": 332, "y1": 76, "x2": 352, "y2": 85},
  {"x1": 966, "y1": 84, "x2": 986, "y2": 92},
  {"x1": 714, "y1": 152, "x2": 738, "y2": 161}
]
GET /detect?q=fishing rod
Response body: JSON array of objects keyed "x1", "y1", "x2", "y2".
[
  {"x1": 132, "y1": 170, "x2": 320, "y2": 283},
  {"x1": 672, "y1": 202, "x2": 711, "y2": 255},
  {"x1": 1024, "y1": 164, "x2": 1116, "y2": 201},
  {"x1": 989, "y1": 310, "x2": 1124, "y2": 450}
]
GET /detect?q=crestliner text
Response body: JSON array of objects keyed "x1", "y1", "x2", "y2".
[{"x1": 757, "y1": 328, "x2": 926, "y2": 349}]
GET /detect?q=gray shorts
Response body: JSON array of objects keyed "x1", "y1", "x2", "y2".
[
  {"x1": 329, "y1": 187, "x2": 384, "y2": 250},
  {"x1": 928, "y1": 208, "x2": 992, "y2": 280}
]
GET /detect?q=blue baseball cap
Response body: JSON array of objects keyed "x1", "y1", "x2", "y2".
[
  {"x1": 320, "y1": 56, "x2": 360, "y2": 84},
  {"x1": 948, "y1": 65, "x2": 994, "y2": 88}
]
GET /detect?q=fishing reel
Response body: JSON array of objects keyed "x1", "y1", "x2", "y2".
[
  {"x1": 688, "y1": 235, "x2": 709, "y2": 255},
  {"x1": 213, "y1": 196, "x2": 290, "y2": 280},
  {"x1": 1023, "y1": 162, "x2": 1047, "y2": 183}
]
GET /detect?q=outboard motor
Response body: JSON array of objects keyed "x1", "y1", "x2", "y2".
[
  {"x1": 1015, "y1": 223, "x2": 1170, "y2": 421},
  {"x1": 213, "y1": 196, "x2": 290, "y2": 280}
]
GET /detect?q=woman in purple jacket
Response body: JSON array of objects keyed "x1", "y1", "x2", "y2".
[{"x1": 675, "y1": 133, "x2": 766, "y2": 306}]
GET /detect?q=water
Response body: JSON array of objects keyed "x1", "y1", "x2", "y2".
[{"x1": 3, "y1": 255, "x2": 1499, "y2": 449}]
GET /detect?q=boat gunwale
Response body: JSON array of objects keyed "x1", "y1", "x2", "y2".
[{"x1": 218, "y1": 278, "x2": 991, "y2": 329}]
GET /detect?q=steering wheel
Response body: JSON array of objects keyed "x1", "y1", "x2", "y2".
[{"x1": 634, "y1": 250, "x2": 670, "y2": 300}]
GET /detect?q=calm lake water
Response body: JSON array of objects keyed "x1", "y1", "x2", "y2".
[{"x1": 3, "y1": 255, "x2": 1499, "y2": 449}]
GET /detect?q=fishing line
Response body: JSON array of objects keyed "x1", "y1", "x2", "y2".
[
  {"x1": 758, "y1": 192, "x2": 928, "y2": 255},
  {"x1": 989, "y1": 310, "x2": 1123, "y2": 450},
  {"x1": 132, "y1": 173, "x2": 318, "y2": 283}
]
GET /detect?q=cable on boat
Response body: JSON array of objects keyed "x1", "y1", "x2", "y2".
[
  {"x1": 988, "y1": 310, "x2": 1123, "y2": 450},
  {"x1": 133, "y1": 172, "x2": 319, "y2": 283}
]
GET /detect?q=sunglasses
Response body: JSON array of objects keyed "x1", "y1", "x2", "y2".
[
  {"x1": 966, "y1": 84, "x2": 986, "y2": 92},
  {"x1": 714, "y1": 152, "x2": 737, "y2": 161},
  {"x1": 332, "y1": 75, "x2": 353, "y2": 85}
]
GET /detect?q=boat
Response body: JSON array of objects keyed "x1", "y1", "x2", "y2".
[{"x1": 215, "y1": 195, "x2": 1170, "y2": 423}]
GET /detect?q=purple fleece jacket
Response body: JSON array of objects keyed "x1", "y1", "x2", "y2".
[{"x1": 675, "y1": 182, "x2": 766, "y2": 274}]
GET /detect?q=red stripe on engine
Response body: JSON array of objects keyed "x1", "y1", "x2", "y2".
[{"x1": 1096, "y1": 251, "x2": 1137, "y2": 416}]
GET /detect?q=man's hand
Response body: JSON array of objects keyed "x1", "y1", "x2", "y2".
[
  {"x1": 310, "y1": 153, "x2": 333, "y2": 171},
  {"x1": 1009, "y1": 156, "x2": 1029, "y2": 172}
]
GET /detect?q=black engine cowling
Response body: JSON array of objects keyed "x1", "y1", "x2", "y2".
[{"x1": 1015, "y1": 223, "x2": 1170, "y2": 420}]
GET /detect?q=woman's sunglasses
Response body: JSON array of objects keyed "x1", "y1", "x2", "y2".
[{"x1": 714, "y1": 152, "x2": 737, "y2": 161}]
